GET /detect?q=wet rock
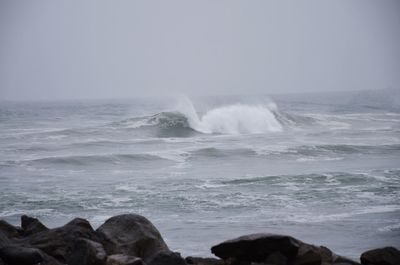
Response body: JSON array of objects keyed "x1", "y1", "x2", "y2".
[
  {"x1": 360, "y1": 247, "x2": 400, "y2": 265},
  {"x1": 0, "y1": 221, "x2": 21, "y2": 240},
  {"x1": 20, "y1": 218, "x2": 96, "y2": 263},
  {"x1": 21, "y1": 215, "x2": 49, "y2": 236},
  {"x1": 67, "y1": 238, "x2": 107, "y2": 265},
  {"x1": 0, "y1": 246, "x2": 43, "y2": 265},
  {"x1": 185, "y1": 256, "x2": 224, "y2": 265},
  {"x1": 211, "y1": 233, "x2": 301, "y2": 263},
  {"x1": 147, "y1": 251, "x2": 187, "y2": 265},
  {"x1": 107, "y1": 254, "x2": 145, "y2": 265},
  {"x1": 96, "y1": 214, "x2": 169, "y2": 260}
]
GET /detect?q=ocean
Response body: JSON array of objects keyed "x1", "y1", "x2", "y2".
[{"x1": 0, "y1": 90, "x2": 399, "y2": 259}]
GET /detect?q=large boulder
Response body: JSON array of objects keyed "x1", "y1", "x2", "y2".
[
  {"x1": 211, "y1": 234, "x2": 301, "y2": 263},
  {"x1": 67, "y1": 238, "x2": 107, "y2": 265},
  {"x1": 211, "y1": 233, "x2": 359, "y2": 265},
  {"x1": 21, "y1": 215, "x2": 49, "y2": 236},
  {"x1": 360, "y1": 247, "x2": 400, "y2": 265},
  {"x1": 19, "y1": 218, "x2": 97, "y2": 263},
  {"x1": 0, "y1": 246, "x2": 43, "y2": 265},
  {"x1": 96, "y1": 214, "x2": 169, "y2": 260}
]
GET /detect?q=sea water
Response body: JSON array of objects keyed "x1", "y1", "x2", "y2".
[{"x1": 0, "y1": 91, "x2": 399, "y2": 259}]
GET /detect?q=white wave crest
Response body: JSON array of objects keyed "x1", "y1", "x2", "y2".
[{"x1": 174, "y1": 97, "x2": 283, "y2": 134}]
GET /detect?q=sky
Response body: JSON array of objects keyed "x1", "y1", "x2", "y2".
[{"x1": 0, "y1": 0, "x2": 399, "y2": 100}]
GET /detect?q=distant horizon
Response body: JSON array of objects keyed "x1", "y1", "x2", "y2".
[{"x1": 0, "y1": 86, "x2": 395, "y2": 102}]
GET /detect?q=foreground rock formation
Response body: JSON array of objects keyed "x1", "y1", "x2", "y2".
[{"x1": 0, "y1": 214, "x2": 399, "y2": 265}]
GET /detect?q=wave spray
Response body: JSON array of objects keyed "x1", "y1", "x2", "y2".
[{"x1": 174, "y1": 96, "x2": 283, "y2": 134}]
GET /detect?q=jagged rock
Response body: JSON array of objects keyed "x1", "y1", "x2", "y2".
[
  {"x1": 0, "y1": 221, "x2": 21, "y2": 240},
  {"x1": 147, "y1": 251, "x2": 187, "y2": 265},
  {"x1": 21, "y1": 215, "x2": 49, "y2": 236},
  {"x1": 96, "y1": 214, "x2": 169, "y2": 260},
  {"x1": 107, "y1": 254, "x2": 144, "y2": 265},
  {"x1": 186, "y1": 256, "x2": 224, "y2": 265},
  {"x1": 20, "y1": 218, "x2": 97, "y2": 263},
  {"x1": 0, "y1": 246, "x2": 43, "y2": 265},
  {"x1": 360, "y1": 247, "x2": 400, "y2": 265},
  {"x1": 67, "y1": 238, "x2": 107, "y2": 265},
  {"x1": 211, "y1": 233, "x2": 301, "y2": 263}
]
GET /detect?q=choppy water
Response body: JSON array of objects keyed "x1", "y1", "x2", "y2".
[{"x1": 1, "y1": 91, "x2": 399, "y2": 259}]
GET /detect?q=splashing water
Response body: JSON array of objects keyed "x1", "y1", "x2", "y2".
[
  {"x1": 174, "y1": 97, "x2": 283, "y2": 134},
  {"x1": 1, "y1": 94, "x2": 400, "y2": 258}
]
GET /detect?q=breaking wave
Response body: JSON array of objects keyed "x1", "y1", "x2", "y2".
[{"x1": 118, "y1": 97, "x2": 284, "y2": 135}]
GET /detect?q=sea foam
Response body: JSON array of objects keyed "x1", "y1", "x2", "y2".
[{"x1": 175, "y1": 97, "x2": 283, "y2": 134}]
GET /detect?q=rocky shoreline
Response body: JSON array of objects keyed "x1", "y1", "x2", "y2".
[{"x1": 0, "y1": 214, "x2": 398, "y2": 265}]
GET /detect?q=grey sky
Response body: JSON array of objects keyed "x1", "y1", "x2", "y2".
[{"x1": 0, "y1": 0, "x2": 399, "y2": 100}]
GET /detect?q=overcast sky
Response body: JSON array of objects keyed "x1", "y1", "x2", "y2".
[{"x1": 0, "y1": 0, "x2": 399, "y2": 100}]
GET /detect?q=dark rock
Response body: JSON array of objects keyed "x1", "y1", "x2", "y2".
[
  {"x1": 0, "y1": 232, "x2": 11, "y2": 248},
  {"x1": 20, "y1": 218, "x2": 96, "y2": 263},
  {"x1": 265, "y1": 251, "x2": 287, "y2": 265},
  {"x1": 67, "y1": 238, "x2": 107, "y2": 265},
  {"x1": 211, "y1": 233, "x2": 301, "y2": 263},
  {"x1": 0, "y1": 220, "x2": 21, "y2": 240},
  {"x1": 316, "y1": 246, "x2": 360, "y2": 265},
  {"x1": 225, "y1": 258, "x2": 248, "y2": 265},
  {"x1": 211, "y1": 233, "x2": 360, "y2": 265},
  {"x1": 320, "y1": 246, "x2": 335, "y2": 264},
  {"x1": 96, "y1": 214, "x2": 169, "y2": 260},
  {"x1": 21, "y1": 215, "x2": 49, "y2": 236},
  {"x1": 360, "y1": 247, "x2": 400, "y2": 265},
  {"x1": 147, "y1": 251, "x2": 187, "y2": 265},
  {"x1": 107, "y1": 254, "x2": 145, "y2": 265},
  {"x1": 294, "y1": 244, "x2": 322, "y2": 265},
  {"x1": 0, "y1": 246, "x2": 43, "y2": 265},
  {"x1": 185, "y1": 256, "x2": 224, "y2": 265},
  {"x1": 40, "y1": 252, "x2": 65, "y2": 265}
]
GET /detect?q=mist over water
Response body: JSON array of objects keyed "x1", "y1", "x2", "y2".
[{"x1": 0, "y1": 90, "x2": 399, "y2": 258}]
